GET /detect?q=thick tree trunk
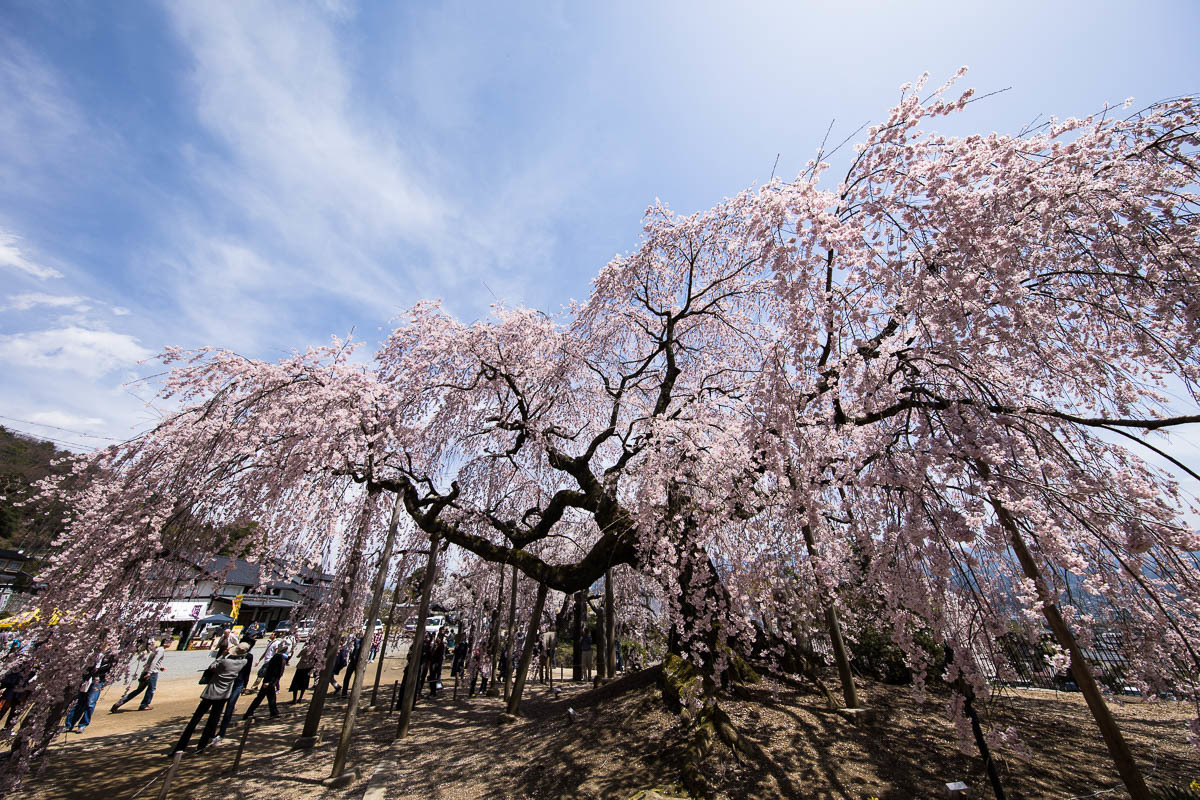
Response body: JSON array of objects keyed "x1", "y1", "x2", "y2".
[
  {"x1": 801, "y1": 524, "x2": 859, "y2": 709},
  {"x1": 300, "y1": 489, "x2": 378, "y2": 742},
  {"x1": 507, "y1": 582, "x2": 549, "y2": 716},
  {"x1": 330, "y1": 494, "x2": 402, "y2": 779},
  {"x1": 503, "y1": 562, "x2": 518, "y2": 702},
  {"x1": 984, "y1": 477, "x2": 1149, "y2": 800},
  {"x1": 396, "y1": 533, "x2": 441, "y2": 739},
  {"x1": 605, "y1": 568, "x2": 616, "y2": 676}
]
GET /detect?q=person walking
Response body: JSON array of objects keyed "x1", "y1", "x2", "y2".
[
  {"x1": 170, "y1": 642, "x2": 248, "y2": 755},
  {"x1": 0, "y1": 659, "x2": 36, "y2": 728},
  {"x1": 415, "y1": 632, "x2": 433, "y2": 698},
  {"x1": 368, "y1": 627, "x2": 383, "y2": 662},
  {"x1": 240, "y1": 621, "x2": 262, "y2": 646},
  {"x1": 329, "y1": 639, "x2": 348, "y2": 692},
  {"x1": 341, "y1": 633, "x2": 363, "y2": 697},
  {"x1": 213, "y1": 626, "x2": 236, "y2": 658},
  {"x1": 289, "y1": 646, "x2": 315, "y2": 704},
  {"x1": 581, "y1": 630, "x2": 593, "y2": 682},
  {"x1": 243, "y1": 641, "x2": 289, "y2": 720},
  {"x1": 215, "y1": 639, "x2": 255, "y2": 742},
  {"x1": 111, "y1": 636, "x2": 168, "y2": 713},
  {"x1": 427, "y1": 629, "x2": 446, "y2": 698},
  {"x1": 64, "y1": 650, "x2": 113, "y2": 733},
  {"x1": 249, "y1": 633, "x2": 281, "y2": 693},
  {"x1": 451, "y1": 634, "x2": 468, "y2": 678}
]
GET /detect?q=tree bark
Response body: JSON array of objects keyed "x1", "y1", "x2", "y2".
[
  {"x1": 983, "y1": 473, "x2": 1149, "y2": 800},
  {"x1": 300, "y1": 488, "x2": 378, "y2": 742},
  {"x1": 395, "y1": 533, "x2": 441, "y2": 739},
  {"x1": 507, "y1": 582, "x2": 549, "y2": 716},
  {"x1": 330, "y1": 494, "x2": 402, "y2": 779}
]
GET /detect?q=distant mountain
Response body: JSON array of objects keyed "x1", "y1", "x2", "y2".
[{"x1": 0, "y1": 426, "x2": 73, "y2": 554}]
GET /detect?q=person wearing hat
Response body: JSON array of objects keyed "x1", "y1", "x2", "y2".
[{"x1": 170, "y1": 642, "x2": 249, "y2": 755}]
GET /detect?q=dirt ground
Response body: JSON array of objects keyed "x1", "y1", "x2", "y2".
[
  {"x1": 16, "y1": 664, "x2": 1200, "y2": 800},
  {"x1": 18, "y1": 653, "x2": 414, "y2": 800}
]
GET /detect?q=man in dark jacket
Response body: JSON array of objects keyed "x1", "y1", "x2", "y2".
[
  {"x1": 216, "y1": 640, "x2": 254, "y2": 741},
  {"x1": 243, "y1": 641, "x2": 289, "y2": 719},
  {"x1": 172, "y1": 643, "x2": 249, "y2": 755},
  {"x1": 341, "y1": 633, "x2": 363, "y2": 697}
]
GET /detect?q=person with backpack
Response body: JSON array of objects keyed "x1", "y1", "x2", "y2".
[
  {"x1": 170, "y1": 642, "x2": 248, "y2": 755},
  {"x1": 215, "y1": 638, "x2": 255, "y2": 742}
]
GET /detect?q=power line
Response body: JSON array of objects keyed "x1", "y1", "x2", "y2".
[
  {"x1": 0, "y1": 414, "x2": 120, "y2": 441},
  {"x1": 0, "y1": 426, "x2": 97, "y2": 452}
]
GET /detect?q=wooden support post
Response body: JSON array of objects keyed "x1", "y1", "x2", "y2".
[
  {"x1": 801, "y1": 523, "x2": 859, "y2": 709},
  {"x1": 977, "y1": 461, "x2": 1149, "y2": 800},
  {"x1": 485, "y1": 562, "x2": 505, "y2": 697},
  {"x1": 572, "y1": 590, "x2": 584, "y2": 681},
  {"x1": 331, "y1": 494, "x2": 403, "y2": 782},
  {"x1": 299, "y1": 490, "x2": 377, "y2": 744},
  {"x1": 605, "y1": 568, "x2": 616, "y2": 677},
  {"x1": 231, "y1": 716, "x2": 254, "y2": 775},
  {"x1": 503, "y1": 562, "x2": 518, "y2": 703},
  {"x1": 396, "y1": 534, "x2": 441, "y2": 739},
  {"x1": 156, "y1": 751, "x2": 182, "y2": 800},
  {"x1": 371, "y1": 573, "x2": 402, "y2": 707},
  {"x1": 507, "y1": 582, "x2": 549, "y2": 716}
]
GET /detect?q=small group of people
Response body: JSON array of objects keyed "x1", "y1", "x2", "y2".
[
  {"x1": 170, "y1": 627, "x2": 293, "y2": 756},
  {"x1": 328, "y1": 630, "x2": 364, "y2": 696},
  {"x1": 416, "y1": 628, "x2": 447, "y2": 698}
]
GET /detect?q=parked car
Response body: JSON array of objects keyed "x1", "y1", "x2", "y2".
[
  {"x1": 294, "y1": 620, "x2": 316, "y2": 640},
  {"x1": 404, "y1": 614, "x2": 444, "y2": 638}
]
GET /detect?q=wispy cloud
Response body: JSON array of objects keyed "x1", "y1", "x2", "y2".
[
  {"x1": 26, "y1": 410, "x2": 106, "y2": 429},
  {"x1": 3, "y1": 292, "x2": 89, "y2": 312},
  {"x1": 0, "y1": 33, "x2": 86, "y2": 184},
  {"x1": 0, "y1": 326, "x2": 153, "y2": 378},
  {"x1": 159, "y1": 3, "x2": 596, "y2": 344},
  {"x1": 0, "y1": 230, "x2": 64, "y2": 280}
]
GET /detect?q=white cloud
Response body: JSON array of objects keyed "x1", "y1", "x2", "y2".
[
  {"x1": 111, "y1": 306, "x2": 131, "y2": 316},
  {"x1": 0, "y1": 326, "x2": 154, "y2": 378},
  {"x1": 26, "y1": 410, "x2": 105, "y2": 429},
  {"x1": 0, "y1": 230, "x2": 63, "y2": 280},
  {"x1": 3, "y1": 292, "x2": 89, "y2": 312}
]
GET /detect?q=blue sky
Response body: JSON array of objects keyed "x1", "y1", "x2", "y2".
[{"x1": 1, "y1": 0, "x2": 1199, "y2": 454}]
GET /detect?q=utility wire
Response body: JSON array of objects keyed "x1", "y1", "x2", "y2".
[{"x1": 0, "y1": 414, "x2": 120, "y2": 441}]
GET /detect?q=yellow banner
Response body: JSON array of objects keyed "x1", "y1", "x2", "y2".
[{"x1": 230, "y1": 594, "x2": 243, "y2": 620}]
